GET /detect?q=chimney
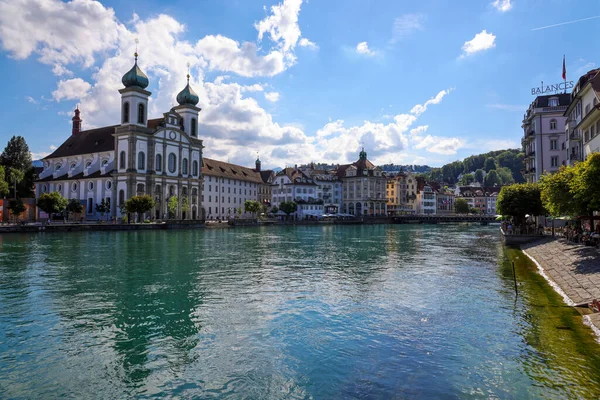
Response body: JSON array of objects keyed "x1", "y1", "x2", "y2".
[{"x1": 72, "y1": 106, "x2": 82, "y2": 135}]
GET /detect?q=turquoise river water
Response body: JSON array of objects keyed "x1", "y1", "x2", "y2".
[{"x1": 1, "y1": 224, "x2": 600, "y2": 399}]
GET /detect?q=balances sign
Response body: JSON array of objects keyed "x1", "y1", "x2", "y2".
[{"x1": 531, "y1": 80, "x2": 574, "y2": 96}]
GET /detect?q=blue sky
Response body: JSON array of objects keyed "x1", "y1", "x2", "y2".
[{"x1": 1, "y1": 0, "x2": 599, "y2": 168}]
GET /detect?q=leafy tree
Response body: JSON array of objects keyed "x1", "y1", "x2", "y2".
[
  {"x1": 271, "y1": 206, "x2": 279, "y2": 213},
  {"x1": 484, "y1": 157, "x2": 497, "y2": 172},
  {"x1": 484, "y1": 170, "x2": 502, "y2": 187},
  {"x1": 7, "y1": 198, "x2": 26, "y2": 222},
  {"x1": 571, "y1": 152, "x2": 600, "y2": 220},
  {"x1": 181, "y1": 196, "x2": 190, "y2": 215},
  {"x1": 539, "y1": 167, "x2": 580, "y2": 218},
  {"x1": 279, "y1": 201, "x2": 298, "y2": 216},
  {"x1": 124, "y1": 195, "x2": 156, "y2": 222},
  {"x1": 497, "y1": 183, "x2": 544, "y2": 227},
  {"x1": 459, "y1": 173, "x2": 475, "y2": 186},
  {"x1": 244, "y1": 200, "x2": 261, "y2": 215},
  {"x1": 496, "y1": 167, "x2": 515, "y2": 185},
  {"x1": 37, "y1": 192, "x2": 68, "y2": 219},
  {"x1": 66, "y1": 199, "x2": 84, "y2": 220},
  {"x1": 167, "y1": 196, "x2": 178, "y2": 219},
  {"x1": 95, "y1": 199, "x2": 108, "y2": 220},
  {"x1": 474, "y1": 169, "x2": 485, "y2": 184},
  {"x1": 0, "y1": 165, "x2": 8, "y2": 197},
  {"x1": 1, "y1": 136, "x2": 34, "y2": 197},
  {"x1": 8, "y1": 167, "x2": 24, "y2": 198},
  {"x1": 1, "y1": 136, "x2": 32, "y2": 171},
  {"x1": 455, "y1": 198, "x2": 469, "y2": 214}
]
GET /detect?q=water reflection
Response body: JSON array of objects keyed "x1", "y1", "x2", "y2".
[{"x1": 0, "y1": 225, "x2": 600, "y2": 398}]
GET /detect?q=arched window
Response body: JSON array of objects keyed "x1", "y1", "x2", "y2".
[
  {"x1": 168, "y1": 153, "x2": 177, "y2": 173},
  {"x1": 155, "y1": 154, "x2": 162, "y2": 172},
  {"x1": 550, "y1": 119, "x2": 557, "y2": 130},
  {"x1": 138, "y1": 152, "x2": 145, "y2": 170},
  {"x1": 119, "y1": 151, "x2": 126, "y2": 169},
  {"x1": 192, "y1": 160, "x2": 198, "y2": 176},
  {"x1": 101, "y1": 159, "x2": 109, "y2": 167},
  {"x1": 191, "y1": 118, "x2": 197, "y2": 137},
  {"x1": 182, "y1": 158, "x2": 188, "y2": 175},
  {"x1": 119, "y1": 190, "x2": 125, "y2": 206},
  {"x1": 169, "y1": 185, "x2": 175, "y2": 196},
  {"x1": 138, "y1": 103, "x2": 145, "y2": 124},
  {"x1": 42, "y1": 184, "x2": 47, "y2": 193},
  {"x1": 137, "y1": 183, "x2": 145, "y2": 193},
  {"x1": 85, "y1": 161, "x2": 92, "y2": 169},
  {"x1": 88, "y1": 181, "x2": 94, "y2": 191},
  {"x1": 123, "y1": 102, "x2": 130, "y2": 123},
  {"x1": 57, "y1": 184, "x2": 62, "y2": 192},
  {"x1": 70, "y1": 162, "x2": 77, "y2": 170}
]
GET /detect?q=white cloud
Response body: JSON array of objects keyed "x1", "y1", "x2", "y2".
[
  {"x1": 242, "y1": 84, "x2": 264, "y2": 92},
  {"x1": 255, "y1": 0, "x2": 303, "y2": 53},
  {"x1": 461, "y1": 30, "x2": 496, "y2": 57},
  {"x1": 25, "y1": 96, "x2": 37, "y2": 104},
  {"x1": 356, "y1": 41, "x2": 376, "y2": 56},
  {"x1": 410, "y1": 89, "x2": 453, "y2": 116},
  {"x1": 52, "y1": 78, "x2": 92, "y2": 101},
  {"x1": 410, "y1": 125, "x2": 465, "y2": 155},
  {"x1": 298, "y1": 38, "x2": 319, "y2": 50},
  {"x1": 264, "y1": 91, "x2": 280, "y2": 102},
  {"x1": 30, "y1": 144, "x2": 57, "y2": 160},
  {"x1": 491, "y1": 0, "x2": 512, "y2": 12},
  {"x1": 391, "y1": 14, "x2": 424, "y2": 42}
]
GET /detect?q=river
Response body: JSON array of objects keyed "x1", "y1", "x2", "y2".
[{"x1": 1, "y1": 224, "x2": 599, "y2": 398}]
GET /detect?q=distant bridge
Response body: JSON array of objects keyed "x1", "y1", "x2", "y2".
[{"x1": 392, "y1": 214, "x2": 498, "y2": 225}]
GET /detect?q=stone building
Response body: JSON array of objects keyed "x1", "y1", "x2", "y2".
[{"x1": 36, "y1": 53, "x2": 204, "y2": 220}]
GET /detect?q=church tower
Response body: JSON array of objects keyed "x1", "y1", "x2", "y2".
[
  {"x1": 174, "y1": 71, "x2": 201, "y2": 138},
  {"x1": 72, "y1": 106, "x2": 81, "y2": 135},
  {"x1": 119, "y1": 51, "x2": 151, "y2": 127}
]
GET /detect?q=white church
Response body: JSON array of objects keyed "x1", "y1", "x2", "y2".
[{"x1": 35, "y1": 52, "x2": 204, "y2": 220}]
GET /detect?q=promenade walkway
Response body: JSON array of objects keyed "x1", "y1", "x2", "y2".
[{"x1": 522, "y1": 238, "x2": 600, "y2": 335}]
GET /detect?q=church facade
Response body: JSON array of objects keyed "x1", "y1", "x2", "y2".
[{"x1": 35, "y1": 53, "x2": 204, "y2": 220}]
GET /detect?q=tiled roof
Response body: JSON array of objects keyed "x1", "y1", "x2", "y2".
[
  {"x1": 44, "y1": 125, "x2": 118, "y2": 160},
  {"x1": 202, "y1": 158, "x2": 263, "y2": 184}
]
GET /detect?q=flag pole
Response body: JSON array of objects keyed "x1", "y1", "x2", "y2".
[{"x1": 563, "y1": 55, "x2": 567, "y2": 94}]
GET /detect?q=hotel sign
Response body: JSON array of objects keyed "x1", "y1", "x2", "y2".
[{"x1": 531, "y1": 80, "x2": 574, "y2": 95}]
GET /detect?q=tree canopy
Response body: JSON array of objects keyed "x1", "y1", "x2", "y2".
[
  {"x1": 497, "y1": 183, "x2": 544, "y2": 225},
  {"x1": 124, "y1": 195, "x2": 156, "y2": 218},
  {"x1": 37, "y1": 192, "x2": 69, "y2": 216},
  {"x1": 1, "y1": 136, "x2": 35, "y2": 198},
  {"x1": 66, "y1": 199, "x2": 84, "y2": 217},
  {"x1": 7, "y1": 198, "x2": 26, "y2": 221},
  {"x1": 244, "y1": 200, "x2": 261, "y2": 214},
  {"x1": 167, "y1": 196, "x2": 178, "y2": 218},
  {"x1": 279, "y1": 201, "x2": 298, "y2": 215},
  {"x1": 0, "y1": 165, "x2": 8, "y2": 197},
  {"x1": 455, "y1": 198, "x2": 469, "y2": 214}
]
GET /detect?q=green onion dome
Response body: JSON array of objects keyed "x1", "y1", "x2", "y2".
[
  {"x1": 122, "y1": 53, "x2": 149, "y2": 89},
  {"x1": 176, "y1": 75, "x2": 200, "y2": 106}
]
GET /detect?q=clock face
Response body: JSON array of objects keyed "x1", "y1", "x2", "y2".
[{"x1": 169, "y1": 131, "x2": 176, "y2": 140}]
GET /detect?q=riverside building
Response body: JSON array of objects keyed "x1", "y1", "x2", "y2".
[
  {"x1": 564, "y1": 69, "x2": 600, "y2": 163},
  {"x1": 35, "y1": 53, "x2": 204, "y2": 220},
  {"x1": 521, "y1": 94, "x2": 570, "y2": 183}
]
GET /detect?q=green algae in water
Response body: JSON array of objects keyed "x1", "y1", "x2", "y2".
[{"x1": 502, "y1": 247, "x2": 600, "y2": 398}]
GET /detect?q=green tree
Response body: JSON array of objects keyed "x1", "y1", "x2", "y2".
[
  {"x1": 271, "y1": 206, "x2": 279, "y2": 213},
  {"x1": 459, "y1": 173, "x2": 475, "y2": 186},
  {"x1": 484, "y1": 157, "x2": 497, "y2": 172},
  {"x1": 474, "y1": 169, "x2": 485, "y2": 184},
  {"x1": 7, "y1": 198, "x2": 26, "y2": 222},
  {"x1": 0, "y1": 165, "x2": 9, "y2": 197},
  {"x1": 181, "y1": 196, "x2": 190, "y2": 217},
  {"x1": 1, "y1": 136, "x2": 34, "y2": 197},
  {"x1": 37, "y1": 191, "x2": 68, "y2": 220},
  {"x1": 8, "y1": 167, "x2": 24, "y2": 198},
  {"x1": 539, "y1": 167, "x2": 580, "y2": 218},
  {"x1": 571, "y1": 153, "x2": 600, "y2": 221},
  {"x1": 95, "y1": 199, "x2": 108, "y2": 220},
  {"x1": 66, "y1": 199, "x2": 84, "y2": 221},
  {"x1": 244, "y1": 199, "x2": 261, "y2": 215},
  {"x1": 497, "y1": 183, "x2": 544, "y2": 227},
  {"x1": 124, "y1": 195, "x2": 156, "y2": 222},
  {"x1": 455, "y1": 198, "x2": 469, "y2": 214},
  {"x1": 484, "y1": 170, "x2": 502, "y2": 187},
  {"x1": 167, "y1": 196, "x2": 178, "y2": 219},
  {"x1": 279, "y1": 201, "x2": 298, "y2": 216},
  {"x1": 496, "y1": 167, "x2": 515, "y2": 185}
]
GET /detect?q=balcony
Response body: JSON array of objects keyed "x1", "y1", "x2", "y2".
[
  {"x1": 569, "y1": 131, "x2": 581, "y2": 141},
  {"x1": 569, "y1": 153, "x2": 582, "y2": 162},
  {"x1": 527, "y1": 129, "x2": 535, "y2": 136},
  {"x1": 528, "y1": 150, "x2": 535, "y2": 157}
]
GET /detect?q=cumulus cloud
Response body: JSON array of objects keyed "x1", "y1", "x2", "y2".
[
  {"x1": 52, "y1": 78, "x2": 92, "y2": 101},
  {"x1": 264, "y1": 92, "x2": 280, "y2": 102},
  {"x1": 461, "y1": 30, "x2": 496, "y2": 57},
  {"x1": 256, "y1": 0, "x2": 302, "y2": 53},
  {"x1": 298, "y1": 38, "x2": 319, "y2": 50},
  {"x1": 491, "y1": 0, "x2": 512, "y2": 12},
  {"x1": 410, "y1": 89, "x2": 453, "y2": 116},
  {"x1": 355, "y1": 41, "x2": 376, "y2": 56},
  {"x1": 391, "y1": 13, "x2": 425, "y2": 42}
]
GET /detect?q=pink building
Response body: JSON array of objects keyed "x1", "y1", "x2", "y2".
[{"x1": 521, "y1": 94, "x2": 570, "y2": 183}]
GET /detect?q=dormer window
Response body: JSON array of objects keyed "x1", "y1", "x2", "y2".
[
  {"x1": 55, "y1": 164, "x2": 62, "y2": 171},
  {"x1": 549, "y1": 97, "x2": 559, "y2": 107},
  {"x1": 101, "y1": 159, "x2": 109, "y2": 167},
  {"x1": 70, "y1": 162, "x2": 77, "y2": 170},
  {"x1": 85, "y1": 161, "x2": 92, "y2": 169}
]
